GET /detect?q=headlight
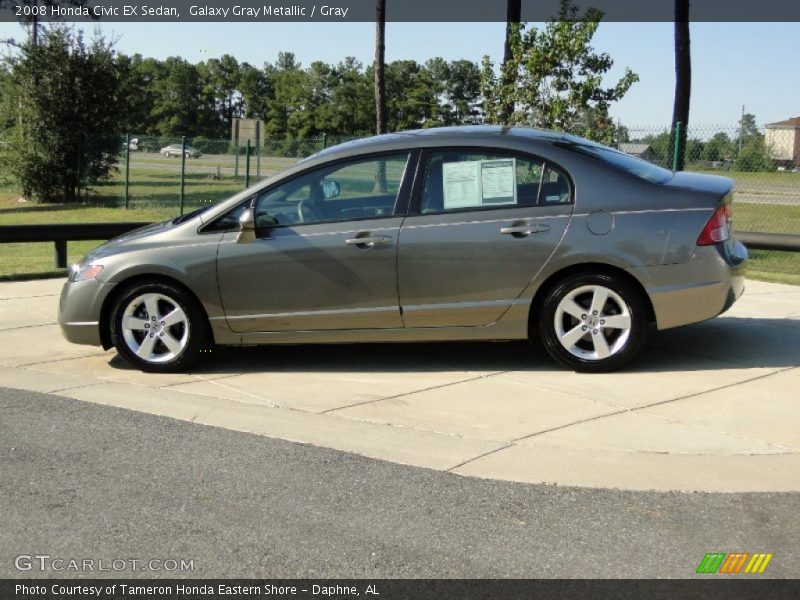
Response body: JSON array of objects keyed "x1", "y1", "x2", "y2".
[{"x1": 70, "y1": 264, "x2": 104, "y2": 282}]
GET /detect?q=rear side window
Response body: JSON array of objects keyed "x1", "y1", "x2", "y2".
[
  {"x1": 420, "y1": 151, "x2": 571, "y2": 214},
  {"x1": 559, "y1": 142, "x2": 672, "y2": 184}
]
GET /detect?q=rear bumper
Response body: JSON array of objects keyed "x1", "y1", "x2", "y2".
[
  {"x1": 57, "y1": 278, "x2": 115, "y2": 347},
  {"x1": 645, "y1": 240, "x2": 747, "y2": 330}
]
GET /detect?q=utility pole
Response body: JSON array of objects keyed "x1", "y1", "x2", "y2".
[{"x1": 738, "y1": 104, "x2": 745, "y2": 158}]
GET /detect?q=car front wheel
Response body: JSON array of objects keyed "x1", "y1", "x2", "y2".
[
  {"x1": 538, "y1": 273, "x2": 646, "y2": 373},
  {"x1": 109, "y1": 281, "x2": 207, "y2": 373}
]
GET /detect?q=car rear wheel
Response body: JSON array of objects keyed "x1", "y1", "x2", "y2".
[
  {"x1": 538, "y1": 273, "x2": 646, "y2": 373},
  {"x1": 109, "y1": 281, "x2": 207, "y2": 373}
]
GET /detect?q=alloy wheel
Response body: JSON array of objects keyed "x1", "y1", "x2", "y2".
[
  {"x1": 553, "y1": 284, "x2": 632, "y2": 361},
  {"x1": 120, "y1": 293, "x2": 190, "y2": 363}
]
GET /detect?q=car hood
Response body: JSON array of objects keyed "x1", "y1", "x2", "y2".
[{"x1": 83, "y1": 220, "x2": 172, "y2": 262}]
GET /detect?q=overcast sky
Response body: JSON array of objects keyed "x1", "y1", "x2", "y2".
[{"x1": 2, "y1": 21, "x2": 797, "y2": 130}]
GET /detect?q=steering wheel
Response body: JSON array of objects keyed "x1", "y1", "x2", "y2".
[{"x1": 297, "y1": 198, "x2": 319, "y2": 223}]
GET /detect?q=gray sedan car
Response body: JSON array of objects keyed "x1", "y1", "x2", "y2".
[
  {"x1": 160, "y1": 144, "x2": 202, "y2": 158},
  {"x1": 59, "y1": 126, "x2": 746, "y2": 373}
]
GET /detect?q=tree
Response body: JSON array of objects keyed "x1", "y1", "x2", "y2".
[
  {"x1": 736, "y1": 112, "x2": 759, "y2": 148},
  {"x1": 374, "y1": 0, "x2": 386, "y2": 134},
  {"x1": 1, "y1": 26, "x2": 124, "y2": 202},
  {"x1": 481, "y1": 0, "x2": 638, "y2": 144},
  {"x1": 684, "y1": 137, "x2": 704, "y2": 165},
  {"x1": 425, "y1": 58, "x2": 482, "y2": 125},
  {"x1": 116, "y1": 53, "x2": 162, "y2": 134},
  {"x1": 150, "y1": 57, "x2": 214, "y2": 137},
  {"x1": 201, "y1": 54, "x2": 243, "y2": 135},
  {"x1": 0, "y1": 0, "x2": 96, "y2": 46},
  {"x1": 323, "y1": 57, "x2": 373, "y2": 135},
  {"x1": 263, "y1": 53, "x2": 312, "y2": 140},
  {"x1": 499, "y1": 0, "x2": 522, "y2": 123},
  {"x1": 239, "y1": 62, "x2": 273, "y2": 121},
  {"x1": 640, "y1": 131, "x2": 672, "y2": 167},
  {"x1": 734, "y1": 136, "x2": 774, "y2": 172},
  {"x1": 384, "y1": 60, "x2": 438, "y2": 130},
  {"x1": 703, "y1": 132, "x2": 732, "y2": 162},
  {"x1": 670, "y1": 0, "x2": 691, "y2": 170},
  {"x1": 733, "y1": 114, "x2": 773, "y2": 172}
]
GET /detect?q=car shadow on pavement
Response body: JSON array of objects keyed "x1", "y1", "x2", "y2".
[
  {"x1": 636, "y1": 316, "x2": 800, "y2": 371},
  {"x1": 100, "y1": 315, "x2": 800, "y2": 375}
]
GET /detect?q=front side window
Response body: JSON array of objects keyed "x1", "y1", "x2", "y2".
[
  {"x1": 420, "y1": 151, "x2": 571, "y2": 214},
  {"x1": 254, "y1": 153, "x2": 409, "y2": 227}
]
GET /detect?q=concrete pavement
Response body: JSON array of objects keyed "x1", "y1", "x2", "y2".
[
  {"x1": 1, "y1": 277, "x2": 799, "y2": 493},
  {"x1": 4, "y1": 387, "x2": 799, "y2": 578}
]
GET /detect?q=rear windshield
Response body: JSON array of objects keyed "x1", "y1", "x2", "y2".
[{"x1": 558, "y1": 142, "x2": 673, "y2": 184}]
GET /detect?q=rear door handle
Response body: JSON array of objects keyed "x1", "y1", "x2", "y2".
[
  {"x1": 500, "y1": 224, "x2": 550, "y2": 237},
  {"x1": 345, "y1": 235, "x2": 393, "y2": 248}
]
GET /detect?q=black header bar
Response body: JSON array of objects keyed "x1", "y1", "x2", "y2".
[{"x1": 2, "y1": 0, "x2": 800, "y2": 23}]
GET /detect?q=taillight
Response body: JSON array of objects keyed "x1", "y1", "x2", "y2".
[{"x1": 697, "y1": 204, "x2": 731, "y2": 246}]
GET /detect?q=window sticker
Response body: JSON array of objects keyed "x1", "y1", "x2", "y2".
[
  {"x1": 442, "y1": 158, "x2": 517, "y2": 209},
  {"x1": 481, "y1": 159, "x2": 517, "y2": 205},
  {"x1": 442, "y1": 161, "x2": 482, "y2": 209}
]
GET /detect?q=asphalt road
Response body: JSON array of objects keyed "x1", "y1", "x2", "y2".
[{"x1": 1, "y1": 387, "x2": 798, "y2": 579}]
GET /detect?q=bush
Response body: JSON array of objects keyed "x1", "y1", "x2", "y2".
[
  {"x1": 191, "y1": 136, "x2": 232, "y2": 155},
  {"x1": 2, "y1": 28, "x2": 125, "y2": 203}
]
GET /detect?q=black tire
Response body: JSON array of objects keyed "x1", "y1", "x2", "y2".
[
  {"x1": 537, "y1": 272, "x2": 647, "y2": 373},
  {"x1": 109, "y1": 281, "x2": 209, "y2": 373}
]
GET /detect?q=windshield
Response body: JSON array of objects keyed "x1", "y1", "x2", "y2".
[{"x1": 558, "y1": 142, "x2": 673, "y2": 184}]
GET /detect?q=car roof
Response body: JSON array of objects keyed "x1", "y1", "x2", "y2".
[{"x1": 307, "y1": 125, "x2": 596, "y2": 162}]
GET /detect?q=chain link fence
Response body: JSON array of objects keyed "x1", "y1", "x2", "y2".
[
  {"x1": 109, "y1": 133, "x2": 359, "y2": 213},
  {"x1": 618, "y1": 123, "x2": 800, "y2": 235}
]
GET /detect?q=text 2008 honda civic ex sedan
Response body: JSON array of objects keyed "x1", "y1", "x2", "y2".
[{"x1": 59, "y1": 126, "x2": 747, "y2": 373}]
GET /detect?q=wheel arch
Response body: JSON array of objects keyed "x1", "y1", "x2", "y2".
[
  {"x1": 527, "y1": 262, "x2": 656, "y2": 338},
  {"x1": 99, "y1": 274, "x2": 214, "y2": 350}
]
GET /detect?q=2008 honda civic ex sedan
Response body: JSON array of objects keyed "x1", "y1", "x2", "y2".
[{"x1": 59, "y1": 126, "x2": 747, "y2": 373}]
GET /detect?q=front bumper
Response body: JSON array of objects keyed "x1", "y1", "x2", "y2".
[
  {"x1": 57, "y1": 277, "x2": 116, "y2": 346},
  {"x1": 645, "y1": 239, "x2": 747, "y2": 330}
]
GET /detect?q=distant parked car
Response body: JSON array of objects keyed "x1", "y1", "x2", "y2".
[
  {"x1": 125, "y1": 138, "x2": 139, "y2": 151},
  {"x1": 160, "y1": 144, "x2": 202, "y2": 158},
  {"x1": 792, "y1": 167, "x2": 800, "y2": 173},
  {"x1": 59, "y1": 126, "x2": 747, "y2": 373}
]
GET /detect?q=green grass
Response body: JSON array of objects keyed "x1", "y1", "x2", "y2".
[
  {"x1": 746, "y1": 249, "x2": 800, "y2": 286},
  {"x1": 734, "y1": 202, "x2": 800, "y2": 235},
  {"x1": 0, "y1": 167, "x2": 251, "y2": 279},
  {"x1": 692, "y1": 168, "x2": 800, "y2": 185}
]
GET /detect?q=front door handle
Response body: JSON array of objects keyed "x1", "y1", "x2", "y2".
[
  {"x1": 500, "y1": 223, "x2": 550, "y2": 237},
  {"x1": 345, "y1": 235, "x2": 392, "y2": 248}
]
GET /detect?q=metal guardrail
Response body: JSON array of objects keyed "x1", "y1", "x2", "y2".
[
  {"x1": 736, "y1": 232, "x2": 800, "y2": 252},
  {"x1": 0, "y1": 223, "x2": 798, "y2": 273},
  {"x1": 0, "y1": 222, "x2": 150, "y2": 268}
]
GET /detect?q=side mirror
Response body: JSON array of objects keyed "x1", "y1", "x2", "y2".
[
  {"x1": 236, "y1": 208, "x2": 256, "y2": 244},
  {"x1": 321, "y1": 180, "x2": 340, "y2": 200}
]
